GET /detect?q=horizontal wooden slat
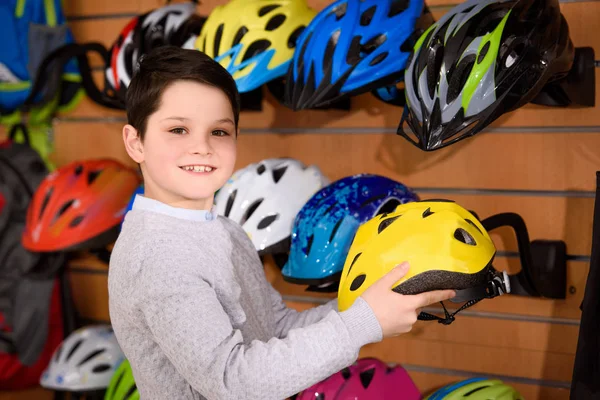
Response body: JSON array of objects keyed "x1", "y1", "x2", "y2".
[
  {"x1": 51, "y1": 124, "x2": 600, "y2": 192},
  {"x1": 408, "y1": 371, "x2": 570, "y2": 399},
  {"x1": 0, "y1": 388, "x2": 54, "y2": 400},
  {"x1": 64, "y1": 0, "x2": 142, "y2": 16},
  {"x1": 284, "y1": 300, "x2": 580, "y2": 354},
  {"x1": 357, "y1": 336, "x2": 575, "y2": 382},
  {"x1": 68, "y1": 270, "x2": 111, "y2": 322}
]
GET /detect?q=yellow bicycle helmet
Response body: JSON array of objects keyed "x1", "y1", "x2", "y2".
[
  {"x1": 338, "y1": 199, "x2": 510, "y2": 324},
  {"x1": 196, "y1": 0, "x2": 316, "y2": 93}
]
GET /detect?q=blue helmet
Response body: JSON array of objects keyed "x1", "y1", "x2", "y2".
[
  {"x1": 281, "y1": 174, "x2": 419, "y2": 287},
  {"x1": 284, "y1": 0, "x2": 430, "y2": 110}
]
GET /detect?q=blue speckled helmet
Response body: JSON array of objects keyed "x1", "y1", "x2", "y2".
[{"x1": 281, "y1": 174, "x2": 419, "y2": 288}]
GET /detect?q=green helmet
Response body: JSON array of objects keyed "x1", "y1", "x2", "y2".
[
  {"x1": 104, "y1": 359, "x2": 140, "y2": 400},
  {"x1": 425, "y1": 377, "x2": 524, "y2": 400}
]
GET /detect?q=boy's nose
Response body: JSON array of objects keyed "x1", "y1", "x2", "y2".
[{"x1": 188, "y1": 136, "x2": 212, "y2": 155}]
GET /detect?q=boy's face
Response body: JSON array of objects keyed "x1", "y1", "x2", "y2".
[{"x1": 124, "y1": 80, "x2": 237, "y2": 210}]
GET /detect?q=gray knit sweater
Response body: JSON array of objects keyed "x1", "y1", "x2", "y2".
[{"x1": 108, "y1": 195, "x2": 383, "y2": 400}]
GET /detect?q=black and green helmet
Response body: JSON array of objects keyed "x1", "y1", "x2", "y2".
[{"x1": 398, "y1": 0, "x2": 574, "y2": 151}]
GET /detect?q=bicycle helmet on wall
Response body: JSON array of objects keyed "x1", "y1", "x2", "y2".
[
  {"x1": 282, "y1": 174, "x2": 419, "y2": 289},
  {"x1": 296, "y1": 357, "x2": 420, "y2": 400},
  {"x1": 284, "y1": 0, "x2": 430, "y2": 110},
  {"x1": 196, "y1": 0, "x2": 316, "y2": 93},
  {"x1": 104, "y1": 359, "x2": 140, "y2": 400},
  {"x1": 425, "y1": 377, "x2": 524, "y2": 400},
  {"x1": 399, "y1": 0, "x2": 574, "y2": 151},
  {"x1": 337, "y1": 199, "x2": 510, "y2": 323},
  {"x1": 40, "y1": 325, "x2": 125, "y2": 392},
  {"x1": 107, "y1": 2, "x2": 200, "y2": 101},
  {"x1": 22, "y1": 159, "x2": 140, "y2": 252},
  {"x1": 214, "y1": 158, "x2": 329, "y2": 255}
]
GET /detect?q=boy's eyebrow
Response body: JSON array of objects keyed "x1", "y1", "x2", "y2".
[
  {"x1": 161, "y1": 117, "x2": 234, "y2": 125},
  {"x1": 162, "y1": 116, "x2": 190, "y2": 122},
  {"x1": 215, "y1": 118, "x2": 235, "y2": 125}
]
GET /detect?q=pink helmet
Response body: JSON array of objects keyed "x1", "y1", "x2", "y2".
[{"x1": 297, "y1": 358, "x2": 420, "y2": 400}]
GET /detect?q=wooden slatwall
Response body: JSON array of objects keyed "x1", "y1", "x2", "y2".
[{"x1": 2, "y1": 0, "x2": 599, "y2": 398}]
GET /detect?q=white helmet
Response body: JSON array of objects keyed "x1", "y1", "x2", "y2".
[
  {"x1": 40, "y1": 325, "x2": 125, "y2": 392},
  {"x1": 215, "y1": 158, "x2": 329, "y2": 254}
]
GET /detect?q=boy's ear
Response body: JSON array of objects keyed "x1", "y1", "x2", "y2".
[{"x1": 123, "y1": 124, "x2": 144, "y2": 163}]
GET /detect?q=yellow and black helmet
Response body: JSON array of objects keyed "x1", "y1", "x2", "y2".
[
  {"x1": 196, "y1": 0, "x2": 315, "y2": 93},
  {"x1": 338, "y1": 199, "x2": 509, "y2": 321}
]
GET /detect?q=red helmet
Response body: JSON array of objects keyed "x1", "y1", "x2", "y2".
[{"x1": 22, "y1": 159, "x2": 140, "y2": 252}]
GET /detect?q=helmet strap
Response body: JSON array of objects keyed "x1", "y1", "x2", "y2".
[{"x1": 417, "y1": 270, "x2": 511, "y2": 325}]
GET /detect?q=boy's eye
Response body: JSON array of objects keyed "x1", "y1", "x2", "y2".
[
  {"x1": 212, "y1": 130, "x2": 229, "y2": 137},
  {"x1": 169, "y1": 127, "x2": 187, "y2": 135}
]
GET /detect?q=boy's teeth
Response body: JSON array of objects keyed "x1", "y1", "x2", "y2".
[{"x1": 183, "y1": 165, "x2": 213, "y2": 172}]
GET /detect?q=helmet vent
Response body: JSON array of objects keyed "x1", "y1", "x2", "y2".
[
  {"x1": 304, "y1": 234, "x2": 314, "y2": 256},
  {"x1": 265, "y1": 14, "x2": 286, "y2": 31},
  {"x1": 329, "y1": 219, "x2": 343, "y2": 243},
  {"x1": 288, "y1": 26, "x2": 306, "y2": 49},
  {"x1": 389, "y1": 0, "x2": 410, "y2": 17},
  {"x1": 66, "y1": 339, "x2": 83, "y2": 362},
  {"x1": 272, "y1": 166, "x2": 287, "y2": 183},
  {"x1": 232, "y1": 26, "x2": 248, "y2": 47},
  {"x1": 214, "y1": 24, "x2": 224, "y2": 56},
  {"x1": 77, "y1": 349, "x2": 106, "y2": 367},
  {"x1": 422, "y1": 207, "x2": 434, "y2": 218},
  {"x1": 242, "y1": 40, "x2": 271, "y2": 62},
  {"x1": 87, "y1": 170, "x2": 101, "y2": 185},
  {"x1": 359, "y1": 368, "x2": 376, "y2": 388},
  {"x1": 55, "y1": 200, "x2": 75, "y2": 223},
  {"x1": 114, "y1": 370, "x2": 125, "y2": 392},
  {"x1": 360, "y1": 6, "x2": 376, "y2": 26},
  {"x1": 369, "y1": 52, "x2": 388, "y2": 66},
  {"x1": 241, "y1": 198, "x2": 263, "y2": 225},
  {"x1": 125, "y1": 385, "x2": 138, "y2": 398},
  {"x1": 350, "y1": 274, "x2": 366, "y2": 291},
  {"x1": 347, "y1": 252, "x2": 362, "y2": 276},
  {"x1": 53, "y1": 343, "x2": 63, "y2": 363},
  {"x1": 477, "y1": 41, "x2": 490, "y2": 64},
  {"x1": 465, "y1": 219, "x2": 482, "y2": 234},
  {"x1": 331, "y1": 2, "x2": 347, "y2": 20},
  {"x1": 360, "y1": 193, "x2": 386, "y2": 208},
  {"x1": 426, "y1": 40, "x2": 444, "y2": 99},
  {"x1": 454, "y1": 228, "x2": 476, "y2": 245},
  {"x1": 40, "y1": 187, "x2": 53, "y2": 221},
  {"x1": 257, "y1": 214, "x2": 278, "y2": 229},
  {"x1": 69, "y1": 215, "x2": 85, "y2": 228},
  {"x1": 92, "y1": 363, "x2": 112, "y2": 373},
  {"x1": 224, "y1": 189, "x2": 237, "y2": 217},
  {"x1": 258, "y1": 4, "x2": 280, "y2": 16},
  {"x1": 341, "y1": 367, "x2": 352, "y2": 379},
  {"x1": 378, "y1": 215, "x2": 400, "y2": 234},
  {"x1": 464, "y1": 385, "x2": 489, "y2": 396},
  {"x1": 256, "y1": 164, "x2": 266, "y2": 175},
  {"x1": 447, "y1": 54, "x2": 475, "y2": 104},
  {"x1": 74, "y1": 164, "x2": 83, "y2": 176}
]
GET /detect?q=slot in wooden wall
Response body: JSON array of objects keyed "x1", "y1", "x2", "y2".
[{"x1": 2, "y1": 0, "x2": 599, "y2": 398}]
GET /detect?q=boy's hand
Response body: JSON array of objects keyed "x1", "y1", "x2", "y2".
[{"x1": 361, "y1": 262, "x2": 456, "y2": 338}]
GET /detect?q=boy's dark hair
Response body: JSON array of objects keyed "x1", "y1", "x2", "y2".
[{"x1": 126, "y1": 46, "x2": 240, "y2": 140}]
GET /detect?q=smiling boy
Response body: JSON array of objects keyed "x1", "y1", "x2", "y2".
[{"x1": 108, "y1": 46, "x2": 454, "y2": 400}]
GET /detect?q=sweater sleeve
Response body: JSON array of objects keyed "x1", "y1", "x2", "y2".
[
  {"x1": 138, "y1": 252, "x2": 382, "y2": 400},
  {"x1": 267, "y1": 283, "x2": 340, "y2": 338}
]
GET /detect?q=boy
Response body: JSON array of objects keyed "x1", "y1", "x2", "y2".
[{"x1": 108, "y1": 46, "x2": 455, "y2": 399}]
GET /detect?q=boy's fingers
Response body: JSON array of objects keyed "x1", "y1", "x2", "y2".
[
  {"x1": 379, "y1": 262, "x2": 410, "y2": 289},
  {"x1": 414, "y1": 289, "x2": 456, "y2": 308}
]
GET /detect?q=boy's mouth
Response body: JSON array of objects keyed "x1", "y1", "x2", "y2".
[{"x1": 179, "y1": 165, "x2": 216, "y2": 173}]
